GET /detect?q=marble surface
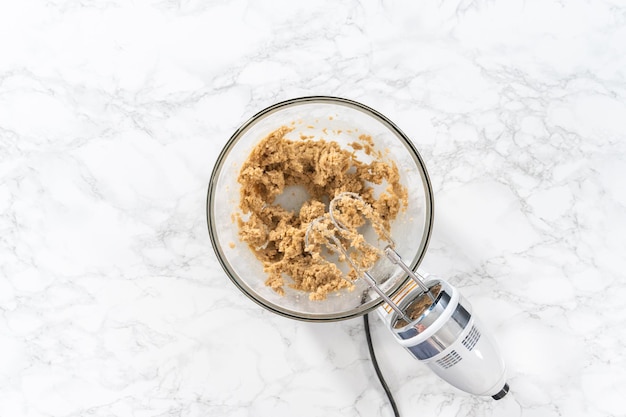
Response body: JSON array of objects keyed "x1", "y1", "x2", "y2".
[{"x1": 1, "y1": 1, "x2": 625, "y2": 416}]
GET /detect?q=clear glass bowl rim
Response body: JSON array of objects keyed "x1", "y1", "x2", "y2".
[{"x1": 206, "y1": 95, "x2": 435, "y2": 321}]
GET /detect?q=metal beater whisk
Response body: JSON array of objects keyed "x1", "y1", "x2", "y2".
[{"x1": 305, "y1": 192, "x2": 435, "y2": 322}]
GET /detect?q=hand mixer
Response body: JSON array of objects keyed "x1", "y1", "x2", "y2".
[
  {"x1": 305, "y1": 192, "x2": 509, "y2": 400},
  {"x1": 207, "y1": 96, "x2": 509, "y2": 402}
]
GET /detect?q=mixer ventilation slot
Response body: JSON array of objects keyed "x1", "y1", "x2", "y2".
[
  {"x1": 462, "y1": 325, "x2": 481, "y2": 351},
  {"x1": 436, "y1": 350, "x2": 462, "y2": 369}
]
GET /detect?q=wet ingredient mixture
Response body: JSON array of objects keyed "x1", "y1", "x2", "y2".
[{"x1": 236, "y1": 125, "x2": 407, "y2": 300}]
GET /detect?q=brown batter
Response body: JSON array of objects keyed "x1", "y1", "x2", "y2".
[{"x1": 237, "y1": 125, "x2": 407, "y2": 300}]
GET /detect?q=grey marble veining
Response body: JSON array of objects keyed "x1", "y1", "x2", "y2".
[{"x1": 1, "y1": 1, "x2": 625, "y2": 416}]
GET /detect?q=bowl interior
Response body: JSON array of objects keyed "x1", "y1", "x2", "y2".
[{"x1": 208, "y1": 97, "x2": 433, "y2": 321}]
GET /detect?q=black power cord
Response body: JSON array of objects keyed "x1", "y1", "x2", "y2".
[{"x1": 363, "y1": 313, "x2": 401, "y2": 417}]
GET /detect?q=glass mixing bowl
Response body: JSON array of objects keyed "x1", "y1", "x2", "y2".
[{"x1": 207, "y1": 96, "x2": 434, "y2": 321}]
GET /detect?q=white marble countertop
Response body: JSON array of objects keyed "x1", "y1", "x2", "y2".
[{"x1": 2, "y1": 1, "x2": 625, "y2": 416}]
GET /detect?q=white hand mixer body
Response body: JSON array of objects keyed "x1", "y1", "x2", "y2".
[
  {"x1": 306, "y1": 192, "x2": 509, "y2": 400},
  {"x1": 377, "y1": 277, "x2": 508, "y2": 399}
]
